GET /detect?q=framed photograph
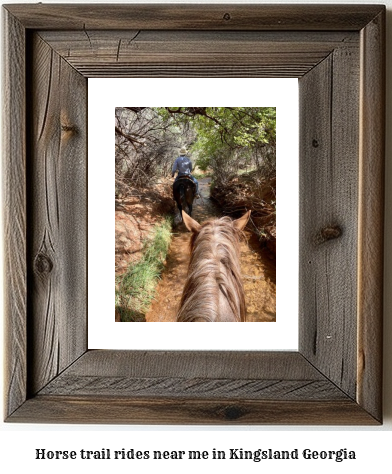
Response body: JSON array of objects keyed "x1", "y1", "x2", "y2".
[
  {"x1": 3, "y1": 4, "x2": 384, "y2": 424},
  {"x1": 113, "y1": 104, "x2": 279, "y2": 325}
]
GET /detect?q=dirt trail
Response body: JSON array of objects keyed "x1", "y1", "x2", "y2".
[{"x1": 145, "y1": 178, "x2": 276, "y2": 322}]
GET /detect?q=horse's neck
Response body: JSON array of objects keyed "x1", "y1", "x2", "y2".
[{"x1": 178, "y1": 230, "x2": 244, "y2": 322}]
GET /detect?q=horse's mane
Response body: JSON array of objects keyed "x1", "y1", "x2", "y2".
[{"x1": 177, "y1": 216, "x2": 246, "y2": 322}]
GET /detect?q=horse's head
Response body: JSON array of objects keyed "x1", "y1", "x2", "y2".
[
  {"x1": 177, "y1": 210, "x2": 251, "y2": 322},
  {"x1": 182, "y1": 209, "x2": 251, "y2": 234}
]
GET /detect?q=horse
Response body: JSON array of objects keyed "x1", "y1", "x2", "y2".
[
  {"x1": 173, "y1": 176, "x2": 196, "y2": 220},
  {"x1": 176, "y1": 210, "x2": 251, "y2": 322}
]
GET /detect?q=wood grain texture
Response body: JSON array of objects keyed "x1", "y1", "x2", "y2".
[
  {"x1": 2, "y1": 9, "x2": 27, "y2": 419},
  {"x1": 357, "y1": 9, "x2": 385, "y2": 422},
  {"x1": 52, "y1": 350, "x2": 330, "y2": 379},
  {"x1": 39, "y1": 377, "x2": 347, "y2": 401},
  {"x1": 37, "y1": 351, "x2": 346, "y2": 401},
  {"x1": 27, "y1": 33, "x2": 87, "y2": 395},
  {"x1": 39, "y1": 30, "x2": 358, "y2": 78},
  {"x1": 8, "y1": 351, "x2": 377, "y2": 424},
  {"x1": 9, "y1": 396, "x2": 379, "y2": 425},
  {"x1": 4, "y1": 4, "x2": 384, "y2": 31},
  {"x1": 299, "y1": 41, "x2": 360, "y2": 399}
]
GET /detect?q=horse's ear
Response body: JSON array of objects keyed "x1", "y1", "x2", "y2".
[
  {"x1": 233, "y1": 210, "x2": 251, "y2": 231},
  {"x1": 182, "y1": 211, "x2": 202, "y2": 233}
]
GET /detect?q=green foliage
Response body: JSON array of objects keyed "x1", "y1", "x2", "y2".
[
  {"x1": 115, "y1": 217, "x2": 173, "y2": 322},
  {"x1": 155, "y1": 107, "x2": 276, "y2": 179},
  {"x1": 117, "y1": 107, "x2": 276, "y2": 190}
]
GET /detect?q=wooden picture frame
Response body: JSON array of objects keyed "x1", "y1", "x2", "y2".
[{"x1": 3, "y1": 4, "x2": 385, "y2": 424}]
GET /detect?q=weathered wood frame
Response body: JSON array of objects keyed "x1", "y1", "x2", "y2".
[{"x1": 3, "y1": 4, "x2": 385, "y2": 424}]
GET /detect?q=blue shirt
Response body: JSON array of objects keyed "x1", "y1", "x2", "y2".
[{"x1": 172, "y1": 155, "x2": 192, "y2": 176}]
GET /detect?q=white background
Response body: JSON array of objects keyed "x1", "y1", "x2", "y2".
[
  {"x1": 88, "y1": 78, "x2": 299, "y2": 350},
  {"x1": 1, "y1": 0, "x2": 391, "y2": 473}
]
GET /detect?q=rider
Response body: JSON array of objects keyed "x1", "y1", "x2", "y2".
[{"x1": 171, "y1": 146, "x2": 200, "y2": 198}]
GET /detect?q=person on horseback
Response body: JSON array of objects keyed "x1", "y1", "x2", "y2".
[{"x1": 171, "y1": 146, "x2": 200, "y2": 198}]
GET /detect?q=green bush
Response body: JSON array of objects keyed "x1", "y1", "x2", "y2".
[{"x1": 115, "y1": 217, "x2": 172, "y2": 322}]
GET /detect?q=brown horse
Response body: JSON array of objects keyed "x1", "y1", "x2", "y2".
[
  {"x1": 173, "y1": 176, "x2": 196, "y2": 221},
  {"x1": 177, "y1": 210, "x2": 251, "y2": 322}
]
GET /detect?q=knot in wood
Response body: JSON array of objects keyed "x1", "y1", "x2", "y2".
[
  {"x1": 312, "y1": 139, "x2": 319, "y2": 148},
  {"x1": 223, "y1": 405, "x2": 244, "y2": 420},
  {"x1": 34, "y1": 252, "x2": 53, "y2": 274},
  {"x1": 223, "y1": 12, "x2": 231, "y2": 21},
  {"x1": 315, "y1": 225, "x2": 342, "y2": 245},
  {"x1": 61, "y1": 124, "x2": 77, "y2": 133}
]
